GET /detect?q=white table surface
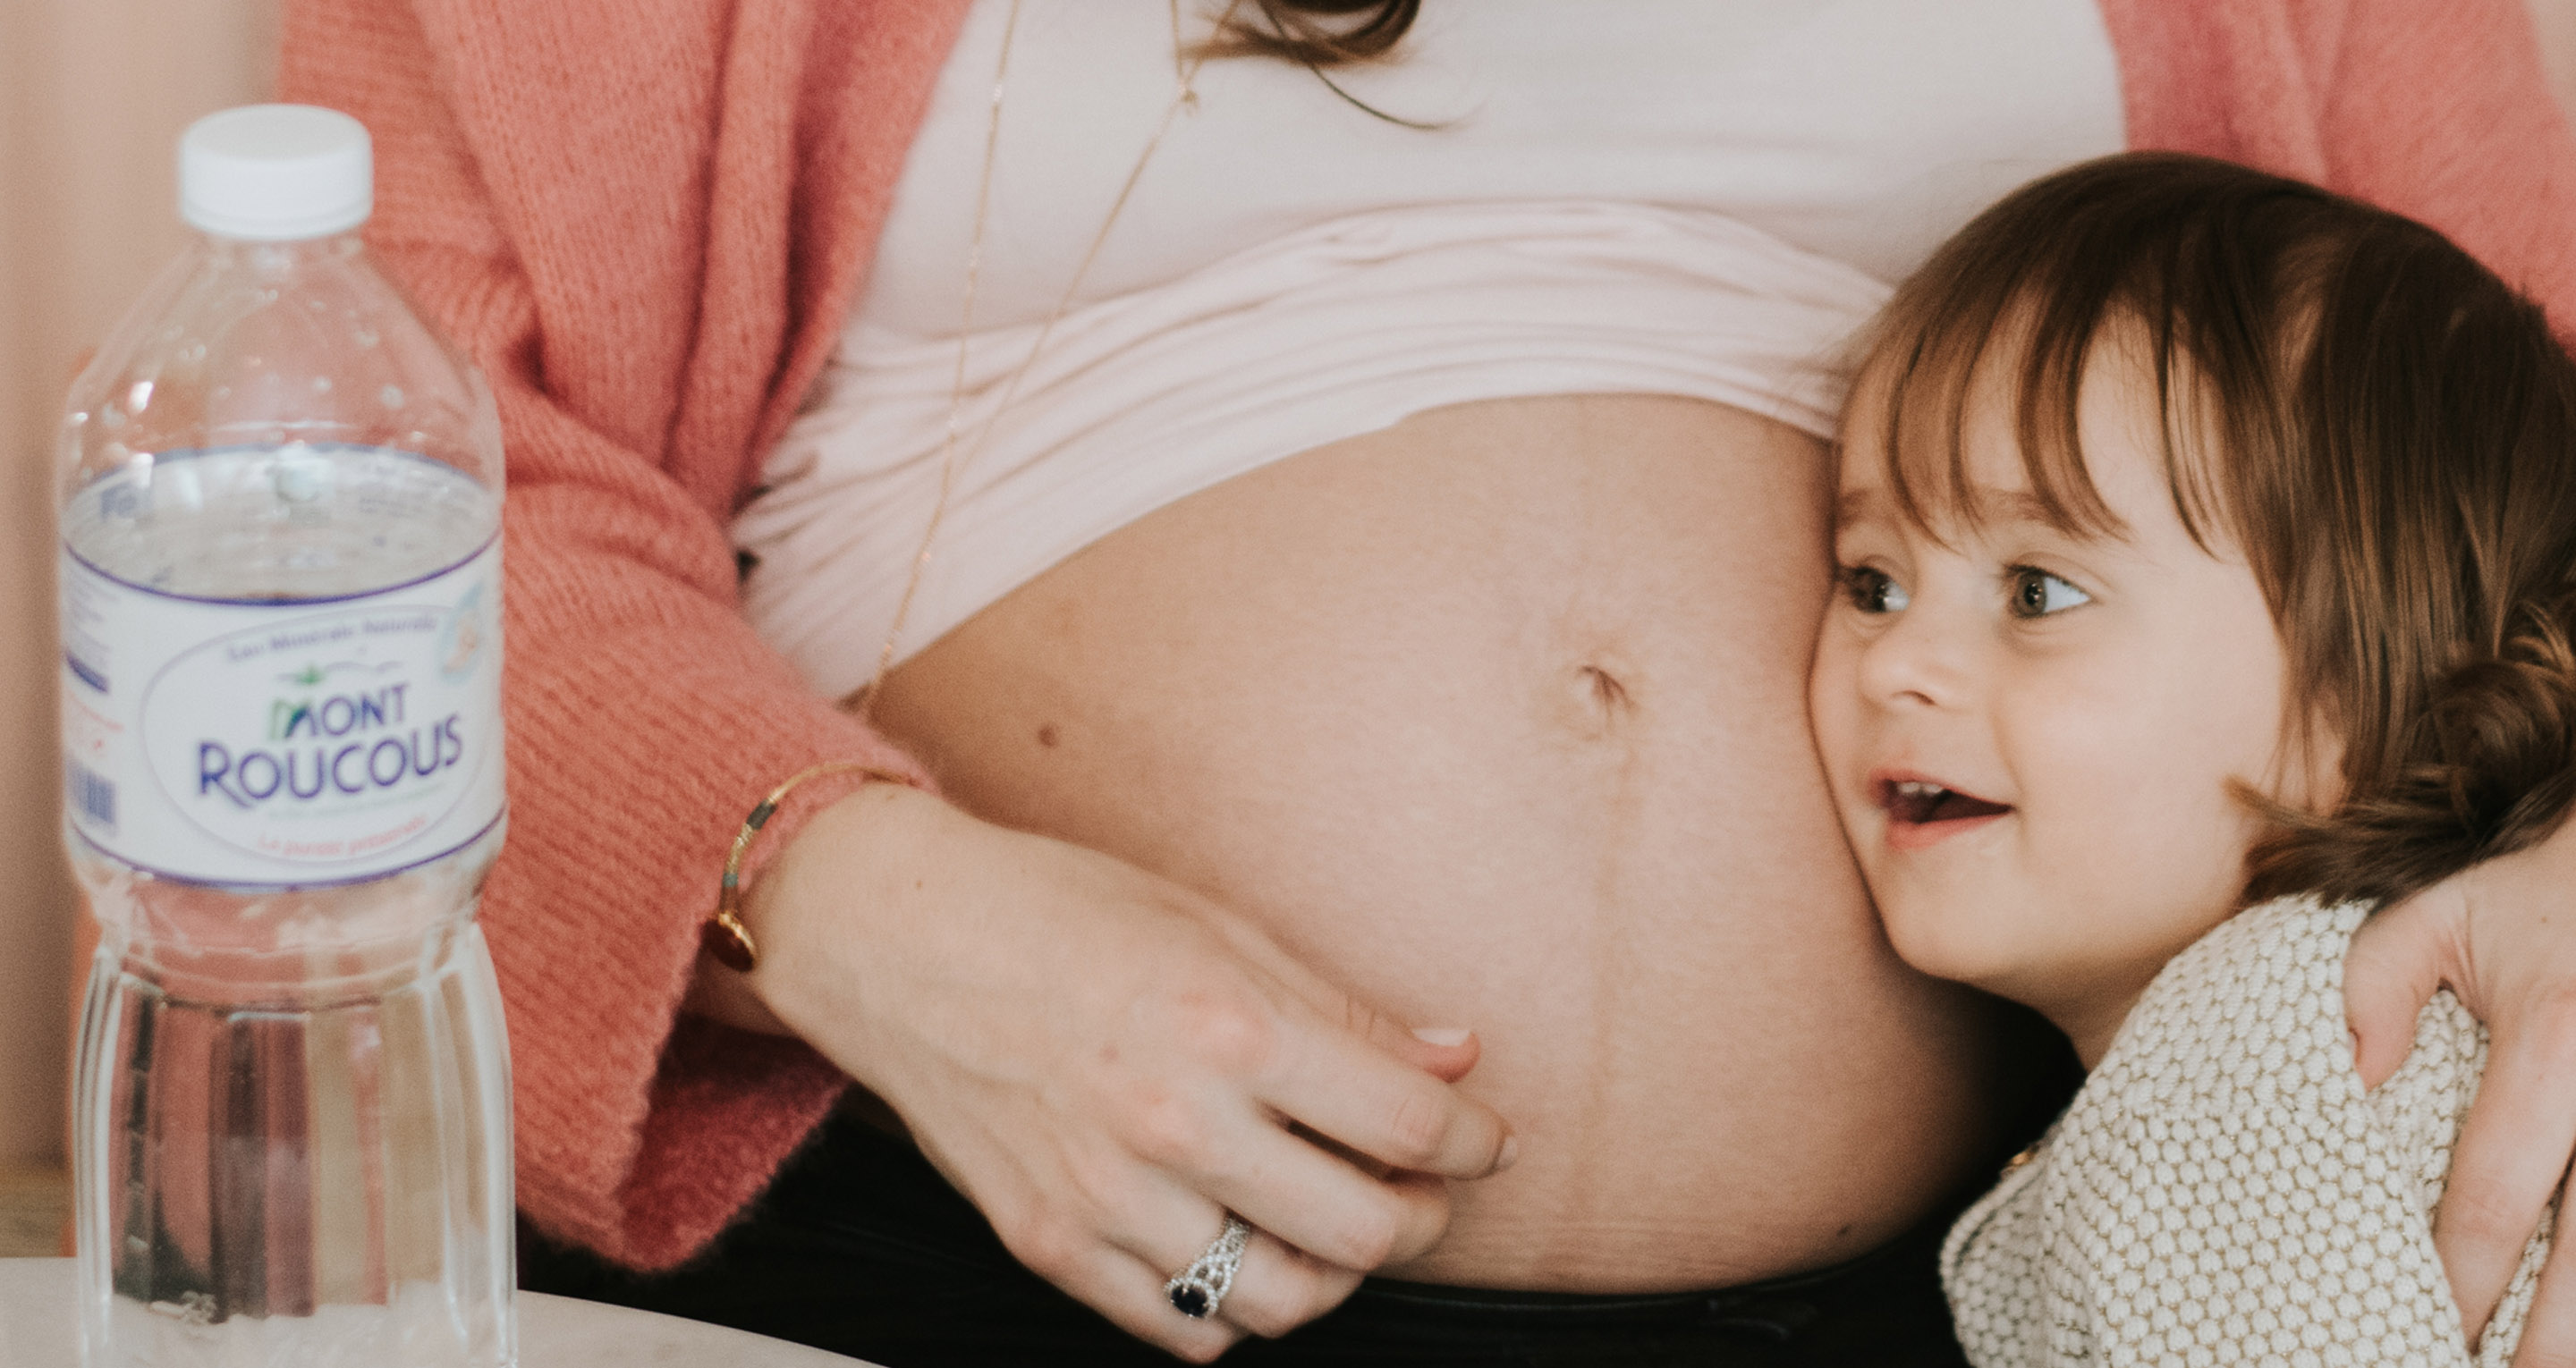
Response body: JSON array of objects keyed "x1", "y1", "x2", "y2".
[{"x1": 0, "y1": 1259, "x2": 881, "y2": 1366}]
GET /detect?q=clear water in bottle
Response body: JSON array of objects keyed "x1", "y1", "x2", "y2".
[{"x1": 61, "y1": 107, "x2": 514, "y2": 1368}]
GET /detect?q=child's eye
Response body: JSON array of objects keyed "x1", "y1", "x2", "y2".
[
  {"x1": 1841, "y1": 566, "x2": 1910, "y2": 614},
  {"x1": 2005, "y1": 567, "x2": 2091, "y2": 619}
]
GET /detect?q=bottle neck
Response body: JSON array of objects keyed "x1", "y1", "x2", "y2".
[{"x1": 194, "y1": 228, "x2": 370, "y2": 278}]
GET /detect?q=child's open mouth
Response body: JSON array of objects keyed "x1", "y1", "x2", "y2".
[{"x1": 1877, "y1": 778, "x2": 2012, "y2": 846}]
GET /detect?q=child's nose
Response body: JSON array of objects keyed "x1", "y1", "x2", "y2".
[{"x1": 1856, "y1": 600, "x2": 1972, "y2": 710}]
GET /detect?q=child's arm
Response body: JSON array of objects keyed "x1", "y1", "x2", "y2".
[
  {"x1": 1938, "y1": 1157, "x2": 2069, "y2": 1366},
  {"x1": 1990, "y1": 901, "x2": 2497, "y2": 1365}
]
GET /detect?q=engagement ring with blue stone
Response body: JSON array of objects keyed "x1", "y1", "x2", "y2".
[{"x1": 1165, "y1": 1215, "x2": 1252, "y2": 1320}]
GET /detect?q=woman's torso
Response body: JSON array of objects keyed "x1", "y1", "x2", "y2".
[
  {"x1": 874, "y1": 393, "x2": 2007, "y2": 1288},
  {"x1": 747, "y1": 0, "x2": 2125, "y2": 1289}
]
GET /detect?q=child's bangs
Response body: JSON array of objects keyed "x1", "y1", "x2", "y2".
[{"x1": 1859, "y1": 208, "x2": 2241, "y2": 557}]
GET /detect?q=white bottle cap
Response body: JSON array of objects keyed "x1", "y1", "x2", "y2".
[{"x1": 180, "y1": 105, "x2": 373, "y2": 241}]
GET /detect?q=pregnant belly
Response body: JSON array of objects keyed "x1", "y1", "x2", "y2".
[{"x1": 867, "y1": 393, "x2": 2012, "y2": 1291}]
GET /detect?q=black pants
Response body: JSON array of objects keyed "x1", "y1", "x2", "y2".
[{"x1": 521, "y1": 1110, "x2": 1974, "y2": 1367}]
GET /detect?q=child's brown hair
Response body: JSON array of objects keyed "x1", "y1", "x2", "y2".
[{"x1": 1854, "y1": 151, "x2": 2576, "y2": 907}]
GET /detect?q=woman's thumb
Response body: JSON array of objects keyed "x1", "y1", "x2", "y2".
[{"x1": 2344, "y1": 891, "x2": 2464, "y2": 1088}]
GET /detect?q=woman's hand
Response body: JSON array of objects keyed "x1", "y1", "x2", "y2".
[
  {"x1": 718, "y1": 781, "x2": 1516, "y2": 1362},
  {"x1": 2347, "y1": 816, "x2": 2576, "y2": 1364}
]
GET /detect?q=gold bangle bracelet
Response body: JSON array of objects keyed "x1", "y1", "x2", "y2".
[{"x1": 701, "y1": 761, "x2": 916, "y2": 974}]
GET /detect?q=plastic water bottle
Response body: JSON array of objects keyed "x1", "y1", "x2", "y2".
[{"x1": 58, "y1": 106, "x2": 514, "y2": 1368}]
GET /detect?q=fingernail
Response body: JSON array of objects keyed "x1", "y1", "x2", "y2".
[
  {"x1": 1496, "y1": 1136, "x2": 1520, "y2": 1172},
  {"x1": 1411, "y1": 1026, "x2": 1471, "y2": 1047}
]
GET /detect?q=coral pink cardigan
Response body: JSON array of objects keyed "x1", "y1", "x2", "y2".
[{"x1": 272, "y1": 0, "x2": 2576, "y2": 1270}]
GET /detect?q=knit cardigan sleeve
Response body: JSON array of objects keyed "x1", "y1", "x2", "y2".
[
  {"x1": 2105, "y1": 0, "x2": 2576, "y2": 349},
  {"x1": 275, "y1": 0, "x2": 970, "y2": 1269}
]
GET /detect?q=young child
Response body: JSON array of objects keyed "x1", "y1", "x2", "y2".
[{"x1": 1809, "y1": 152, "x2": 2576, "y2": 1366}]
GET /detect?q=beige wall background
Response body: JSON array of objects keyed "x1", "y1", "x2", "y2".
[
  {"x1": 0, "y1": 0, "x2": 279, "y2": 1165},
  {"x1": 0, "y1": 1, "x2": 2571, "y2": 1171}
]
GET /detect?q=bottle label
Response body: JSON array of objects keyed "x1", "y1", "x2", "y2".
[{"x1": 60, "y1": 539, "x2": 504, "y2": 887}]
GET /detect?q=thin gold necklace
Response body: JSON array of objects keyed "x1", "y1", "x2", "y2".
[{"x1": 850, "y1": 0, "x2": 1243, "y2": 718}]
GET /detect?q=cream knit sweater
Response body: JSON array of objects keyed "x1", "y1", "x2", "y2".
[{"x1": 1944, "y1": 898, "x2": 2556, "y2": 1367}]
